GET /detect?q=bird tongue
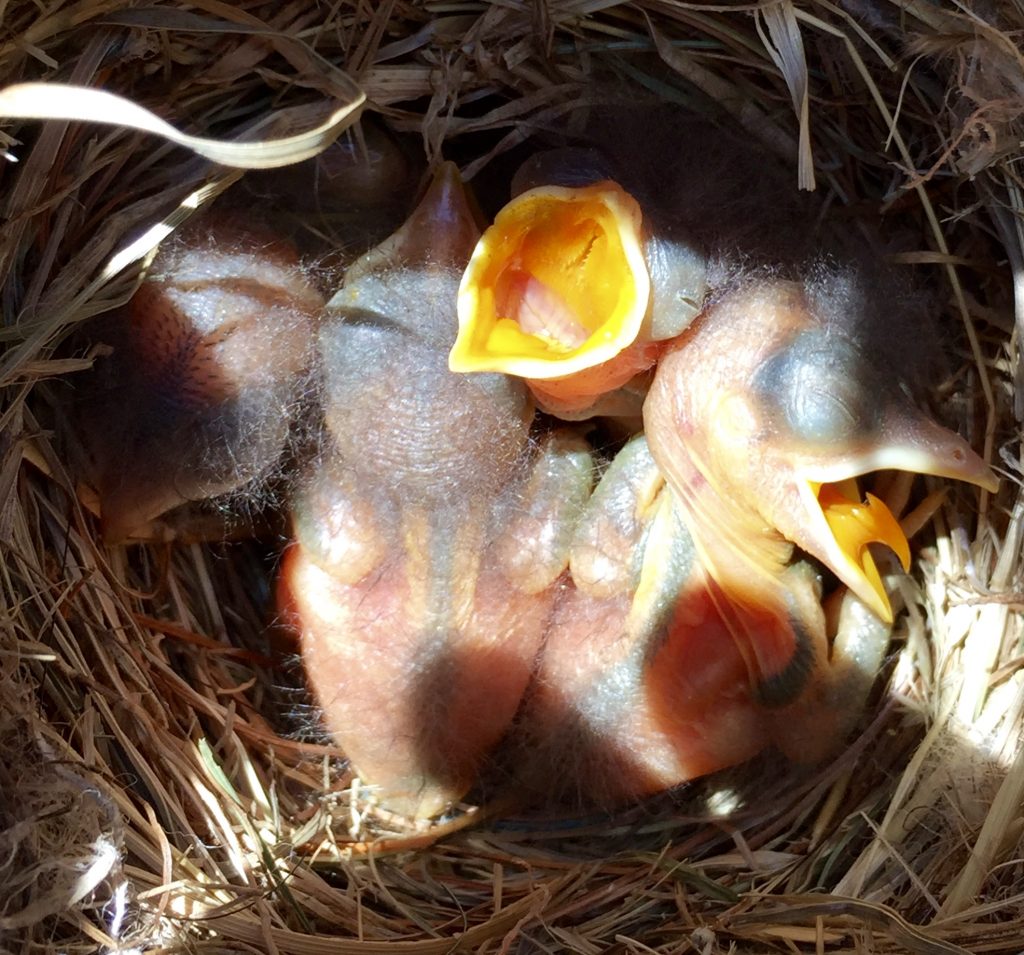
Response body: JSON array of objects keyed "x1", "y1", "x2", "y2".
[{"x1": 495, "y1": 269, "x2": 590, "y2": 350}]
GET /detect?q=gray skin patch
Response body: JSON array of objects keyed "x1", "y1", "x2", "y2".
[
  {"x1": 582, "y1": 498, "x2": 698, "y2": 732},
  {"x1": 752, "y1": 329, "x2": 879, "y2": 446},
  {"x1": 318, "y1": 311, "x2": 531, "y2": 503},
  {"x1": 753, "y1": 604, "x2": 816, "y2": 707}
]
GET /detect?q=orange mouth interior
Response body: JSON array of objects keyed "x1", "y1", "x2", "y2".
[
  {"x1": 814, "y1": 478, "x2": 911, "y2": 622},
  {"x1": 451, "y1": 181, "x2": 649, "y2": 378}
]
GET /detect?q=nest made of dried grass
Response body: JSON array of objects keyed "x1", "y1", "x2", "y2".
[{"x1": 1, "y1": 2, "x2": 1022, "y2": 952}]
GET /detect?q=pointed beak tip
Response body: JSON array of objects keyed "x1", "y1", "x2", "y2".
[
  {"x1": 846, "y1": 562, "x2": 895, "y2": 623},
  {"x1": 873, "y1": 596, "x2": 895, "y2": 626},
  {"x1": 376, "y1": 163, "x2": 479, "y2": 270},
  {"x1": 840, "y1": 562, "x2": 896, "y2": 626},
  {"x1": 979, "y1": 468, "x2": 1000, "y2": 495},
  {"x1": 429, "y1": 161, "x2": 470, "y2": 209}
]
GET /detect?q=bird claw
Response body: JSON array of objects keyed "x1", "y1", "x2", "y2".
[
  {"x1": 493, "y1": 430, "x2": 596, "y2": 595},
  {"x1": 568, "y1": 434, "x2": 665, "y2": 598}
]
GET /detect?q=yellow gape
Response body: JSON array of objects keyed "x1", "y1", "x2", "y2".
[
  {"x1": 813, "y1": 479, "x2": 911, "y2": 623},
  {"x1": 450, "y1": 181, "x2": 650, "y2": 378}
]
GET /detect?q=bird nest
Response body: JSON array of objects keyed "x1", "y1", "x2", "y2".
[{"x1": 1, "y1": 2, "x2": 1022, "y2": 952}]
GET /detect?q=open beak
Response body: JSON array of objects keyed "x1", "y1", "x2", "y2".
[
  {"x1": 788, "y1": 419, "x2": 997, "y2": 622},
  {"x1": 450, "y1": 180, "x2": 651, "y2": 398},
  {"x1": 644, "y1": 276, "x2": 998, "y2": 625},
  {"x1": 800, "y1": 479, "x2": 909, "y2": 622}
]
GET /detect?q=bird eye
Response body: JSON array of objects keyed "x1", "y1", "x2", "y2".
[{"x1": 753, "y1": 330, "x2": 875, "y2": 445}]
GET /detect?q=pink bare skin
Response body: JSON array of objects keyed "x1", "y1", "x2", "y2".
[
  {"x1": 281, "y1": 166, "x2": 594, "y2": 817},
  {"x1": 72, "y1": 118, "x2": 998, "y2": 816},
  {"x1": 507, "y1": 265, "x2": 996, "y2": 806},
  {"x1": 77, "y1": 217, "x2": 324, "y2": 543},
  {"x1": 643, "y1": 274, "x2": 997, "y2": 624},
  {"x1": 509, "y1": 436, "x2": 888, "y2": 805},
  {"x1": 75, "y1": 119, "x2": 417, "y2": 543}
]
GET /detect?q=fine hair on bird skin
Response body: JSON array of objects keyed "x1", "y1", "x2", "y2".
[
  {"x1": 4, "y1": 4, "x2": 1019, "y2": 951},
  {"x1": 58, "y1": 128, "x2": 425, "y2": 543},
  {"x1": 52, "y1": 96, "x2": 994, "y2": 823},
  {"x1": 65, "y1": 213, "x2": 328, "y2": 542}
]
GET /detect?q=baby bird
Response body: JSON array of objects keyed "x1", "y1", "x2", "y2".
[
  {"x1": 76, "y1": 217, "x2": 324, "y2": 542},
  {"x1": 74, "y1": 104, "x2": 994, "y2": 813},
  {"x1": 508, "y1": 268, "x2": 995, "y2": 803},
  {"x1": 448, "y1": 106, "x2": 829, "y2": 421},
  {"x1": 74, "y1": 120, "x2": 418, "y2": 542},
  {"x1": 643, "y1": 268, "x2": 997, "y2": 626},
  {"x1": 507, "y1": 437, "x2": 836, "y2": 802},
  {"x1": 279, "y1": 165, "x2": 595, "y2": 817},
  {"x1": 446, "y1": 119, "x2": 996, "y2": 801}
]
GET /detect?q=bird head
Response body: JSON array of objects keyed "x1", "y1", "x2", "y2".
[{"x1": 645, "y1": 277, "x2": 997, "y2": 623}]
